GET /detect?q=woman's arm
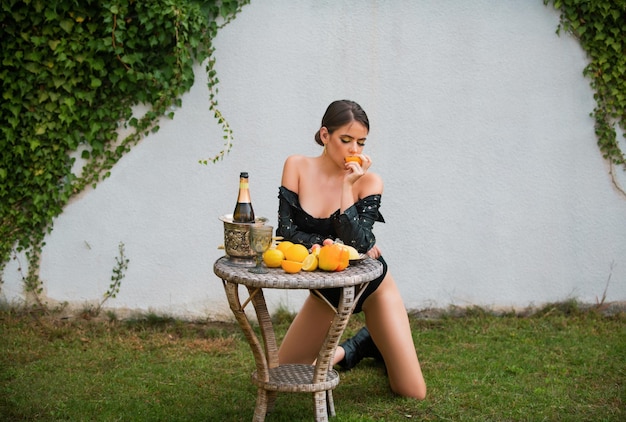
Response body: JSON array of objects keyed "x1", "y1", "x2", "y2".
[
  {"x1": 335, "y1": 172, "x2": 385, "y2": 253},
  {"x1": 340, "y1": 155, "x2": 383, "y2": 212}
]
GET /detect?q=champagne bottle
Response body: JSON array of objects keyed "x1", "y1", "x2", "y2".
[{"x1": 233, "y1": 172, "x2": 255, "y2": 223}]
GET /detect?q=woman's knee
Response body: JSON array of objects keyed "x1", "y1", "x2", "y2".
[
  {"x1": 393, "y1": 384, "x2": 427, "y2": 400},
  {"x1": 390, "y1": 377, "x2": 427, "y2": 400}
]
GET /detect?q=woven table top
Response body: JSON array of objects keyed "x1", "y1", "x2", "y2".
[{"x1": 214, "y1": 256, "x2": 383, "y2": 289}]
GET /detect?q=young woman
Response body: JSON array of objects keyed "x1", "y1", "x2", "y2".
[{"x1": 276, "y1": 100, "x2": 426, "y2": 399}]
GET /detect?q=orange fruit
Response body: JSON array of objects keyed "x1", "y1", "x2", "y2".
[
  {"x1": 281, "y1": 260, "x2": 303, "y2": 274},
  {"x1": 276, "y1": 241, "x2": 294, "y2": 254},
  {"x1": 263, "y1": 249, "x2": 285, "y2": 268},
  {"x1": 335, "y1": 250, "x2": 350, "y2": 271},
  {"x1": 301, "y1": 253, "x2": 318, "y2": 271},
  {"x1": 345, "y1": 156, "x2": 362, "y2": 166},
  {"x1": 318, "y1": 243, "x2": 350, "y2": 272},
  {"x1": 284, "y1": 244, "x2": 309, "y2": 263}
]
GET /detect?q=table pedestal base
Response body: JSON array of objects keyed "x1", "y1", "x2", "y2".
[
  {"x1": 223, "y1": 281, "x2": 366, "y2": 421},
  {"x1": 252, "y1": 364, "x2": 339, "y2": 420}
]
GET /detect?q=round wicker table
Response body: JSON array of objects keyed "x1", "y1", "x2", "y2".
[{"x1": 214, "y1": 256, "x2": 383, "y2": 422}]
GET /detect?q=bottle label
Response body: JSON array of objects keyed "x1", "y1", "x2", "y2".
[{"x1": 239, "y1": 182, "x2": 249, "y2": 189}]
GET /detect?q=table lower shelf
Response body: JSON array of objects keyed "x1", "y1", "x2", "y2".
[{"x1": 252, "y1": 364, "x2": 339, "y2": 393}]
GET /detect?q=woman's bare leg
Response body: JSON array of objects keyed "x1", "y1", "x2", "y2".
[
  {"x1": 333, "y1": 344, "x2": 346, "y2": 364},
  {"x1": 279, "y1": 276, "x2": 426, "y2": 399},
  {"x1": 362, "y1": 273, "x2": 426, "y2": 399},
  {"x1": 278, "y1": 293, "x2": 336, "y2": 364}
]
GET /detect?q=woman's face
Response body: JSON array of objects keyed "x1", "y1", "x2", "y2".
[{"x1": 322, "y1": 120, "x2": 368, "y2": 164}]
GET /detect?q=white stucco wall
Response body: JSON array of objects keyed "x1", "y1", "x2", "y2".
[{"x1": 2, "y1": 0, "x2": 625, "y2": 319}]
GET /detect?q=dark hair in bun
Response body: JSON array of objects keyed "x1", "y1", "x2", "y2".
[{"x1": 314, "y1": 100, "x2": 369, "y2": 146}]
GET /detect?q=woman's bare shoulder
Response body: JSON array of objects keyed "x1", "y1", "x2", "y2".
[
  {"x1": 284, "y1": 154, "x2": 310, "y2": 165},
  {"x1": 282, "y1": 154, "x2": 314, "y2": 174},
  {"x1": 357, "y1": 171, "x2": 384, "y2": 197},
  {"x1": 282, "y1": 155, "x2": 313, "y2": 190}
]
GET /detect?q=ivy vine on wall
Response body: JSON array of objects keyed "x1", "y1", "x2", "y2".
[
  {"x1": 0, "y1": 0, "x2": 249, "y2": 301},
  {"x1": 544, "y1": 0, "x2": 626, "y2": 196}
]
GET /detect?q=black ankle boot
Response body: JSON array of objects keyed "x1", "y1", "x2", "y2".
[{"x1": 338, "y1": 327, "x2": 383, "y2": 370}]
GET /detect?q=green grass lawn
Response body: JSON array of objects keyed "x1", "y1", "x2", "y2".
[{"x1": 1, "y1": 301, "x2": 624, "y2": 421}]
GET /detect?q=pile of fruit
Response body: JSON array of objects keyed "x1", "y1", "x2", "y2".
[{"x1": 262, "y1": 239, "x2": 360, "y2": 274}]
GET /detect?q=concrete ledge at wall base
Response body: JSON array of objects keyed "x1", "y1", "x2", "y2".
[
  {"x1": 0, "y1": 299, "x2": 237, "y2": 324},
  {"x1": 409, "y1": 300, "x2": 626, "y2": 320}
]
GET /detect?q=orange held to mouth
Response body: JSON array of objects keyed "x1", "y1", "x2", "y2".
[{"x1": 345, "y1": 156, "x2": 362, "y2": 166}]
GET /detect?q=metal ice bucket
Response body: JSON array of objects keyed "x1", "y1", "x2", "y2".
[{"x1": 219, "y1": 214, "x2": 267, "y2": 266}]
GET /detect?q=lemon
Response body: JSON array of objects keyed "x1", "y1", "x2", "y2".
[
  {"x1": 281, "y1": 260, "x2": 303, "y2": 274},
  {"x1": 301, "y1": 253, "x2": 318, "y2": 271},
  {"x1": 342, "y1": 245, "x2": 360, "y2": 260},
  {"x1": 263, "y1": 249, "x2": 284, "y2": 268},
  {"x1": 276, "y1": 241, "x2": 294, "y2": 254},
  {"x1": 284, "y1": 244, "x2": 309, "y2": 263}
]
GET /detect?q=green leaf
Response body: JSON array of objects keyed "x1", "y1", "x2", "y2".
[
  {"x1": 44, "y1": 9, "x2": 59, "y2": 21},
  {"x1": 59, "y1": 19, "x2": 74, "y2": 33},
  {"x1": 24, "y1": 62, "x2": 39, "y2": 73},
  {"x1": 29, "y1": 140, "x2": 41, "y2": 151},
  {"x1": 48, "y1": 39, "x2": 61, "y2": 51}
]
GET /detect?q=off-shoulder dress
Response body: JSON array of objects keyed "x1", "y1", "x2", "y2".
[{"x1": 276, "y1": 186, "x2": 388, "y2": 313}]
